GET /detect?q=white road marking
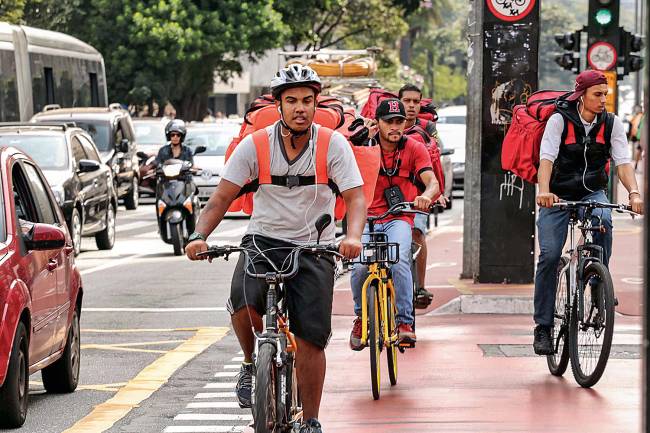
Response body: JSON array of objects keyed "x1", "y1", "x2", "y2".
[
  {"x1": 622, "y1": 277, "x2": 644, "y2": 285},
  {"x1": 223, "y1": 365, "x2": 240, "y2": 370},
  {"x1": 187, "y1": 402, "x2": 241, "y2": 409},
  {"x1": 83, "y1": 307, "x2": 226, "y2": 313},
  {"x1": 174, "y1": 414, "x2": 252, "y2": 421},
  {"x1": 231, "y1": 356, "x2": 244, "y2": 362},
  {"x1": 204, "y1": 383, "x2": 235, "y2": 389},
  {"x1": 215, "y1": 372, "x2": 238, "y2": 378},
  {"x1": 194, "y1": 392, "x2": 235, "y2": 399},
  {"x1": 116, "y1": 221, "x2": 155, "y2": 233},
  {"x1": 425, "y1": 285, "x2": 455, "y2": 289},
  {"x1": 80, "y1": 254, "x2": 146, "y2": 276},
  {"x1": 426, "y1": 262, "x2": 457, "y2": 270},
  {"x1": 212, "y1": 226, "x2": 248, "y2": 238},
  {"x1": 165, "y1": 426, "x2": 244, "y2": 432}
]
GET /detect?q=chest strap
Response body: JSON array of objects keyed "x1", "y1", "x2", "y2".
[{"x1": 564, "y1": 119, "x2": 606, "y2": 145}]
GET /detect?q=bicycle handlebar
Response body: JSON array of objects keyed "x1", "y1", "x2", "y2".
[
  {"x1": 367, "y1": 201, "x2": 431, "y2": 223},
  {"x1": 197, "y1": 243, "x2": 342, "y2": 282},
  {"x1": 552, "y1": 200, "x2": 640, "y2": 217}
]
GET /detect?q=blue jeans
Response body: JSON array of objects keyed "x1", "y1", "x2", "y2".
[
  {"x1": 350, "y1": 219, "x2": 414, "y2": 325},
  {"x1": 533, "y1": 190, "x2": 613, "y2": 327}
]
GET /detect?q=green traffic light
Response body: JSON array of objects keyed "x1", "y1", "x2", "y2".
[{"x1": 595, "y1": 8, "x2": 612, "y2": 25}]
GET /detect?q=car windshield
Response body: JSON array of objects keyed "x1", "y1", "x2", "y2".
[
  {"x1": 185, "y1": 127, "x2": 238, "y2": 156},
  {"x1": 437, "y1": 115, "x2": 466, "y2": 125},
  {"x1": 73, "y1": 121, "x2": 111, "y2": 152},
  {"x1": 0, "y1": 134, "x2": 68, "y2": 169},
  {"x1": 134, "y1": 122, "x2": 166, "y2": 145}
]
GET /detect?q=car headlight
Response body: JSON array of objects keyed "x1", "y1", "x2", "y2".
[
  {"x1": 201, "y1": 169, "x2": 213, "y2": 181},
  {"x1": 51, "y1": 185, "x2": 65, "y2": 205}
]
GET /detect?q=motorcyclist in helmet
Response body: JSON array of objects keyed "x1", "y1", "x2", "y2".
[{"x1": 155, "y1": 119, "x2": 194, "y2": 166}]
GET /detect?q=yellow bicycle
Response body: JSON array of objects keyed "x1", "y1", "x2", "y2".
[{"x1": 356, "y1": 201, "x2": 427, "y2": 400}]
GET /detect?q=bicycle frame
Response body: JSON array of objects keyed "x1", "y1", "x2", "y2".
[{"x1": 360, "y1": 263, "x2": 398, "y2": 348}]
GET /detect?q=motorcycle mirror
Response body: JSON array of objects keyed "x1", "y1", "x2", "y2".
[
  {"x1": 193, "y1": 145, "x2": 207, "y2": 155},
  {"x1": 315, "y1": 214, "x2": 332, "y2": 244}
]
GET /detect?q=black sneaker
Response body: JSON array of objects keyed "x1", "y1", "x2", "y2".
[
  {"x1": 533, "y1": 325, "x2": 554, "y2": 356},
  {"x1": 300, "y1": 418, "x2": 323, "y2": 433},
  {"x1": 235, "y1": 363, "x2": 253, "y2": 408},
  {"x1": 414, "y1": 287, "x2": 433, "y2": 309}
]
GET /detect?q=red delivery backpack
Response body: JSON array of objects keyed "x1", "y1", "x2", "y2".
[
  {"x1": 404, "y1": 125, "x2": 445, "y2": 198},
  {"x1": 501, "y1": 90, "x2": 570, "y2": 184},
  {"x1": 360, "y1": 88, "x2": 438, "y2": 124},
  {"x1": 225, "y1": 95, "x2": 380, "y2": 220}
]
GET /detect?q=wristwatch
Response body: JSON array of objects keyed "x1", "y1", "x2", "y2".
[{"x1": 188, "y1": 232, "x2": 207, "y2": 243}]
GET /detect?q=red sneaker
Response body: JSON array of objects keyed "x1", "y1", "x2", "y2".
[
  {"x1": 397, "y1": 323, "x2": 416, "y2": 345},
  {"x1": 349, "y1": 317, "x2": 365, "y2": 351}
]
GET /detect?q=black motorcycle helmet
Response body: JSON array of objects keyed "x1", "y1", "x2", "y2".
[{"x1": 165, "y1": 119, "x2": 187, "y2": 143}]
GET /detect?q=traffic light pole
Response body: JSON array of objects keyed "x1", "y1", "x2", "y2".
[
  {"x1": 644, "y1": 4, "x2": 649, "y2": 429},
  {"x1": 462, "y1": 0, "x2": 539, "y2": 283}
]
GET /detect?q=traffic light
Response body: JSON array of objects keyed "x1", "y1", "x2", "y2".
[
  {"x1": 620, "y1": 31, "x2": 645, "y2": 75},
  {"x1": 588, "y1": 0, "x2": 619, "y2": 36},
  {"x1": 554, "y1": 31, "x2": 581, "y2": 73}
]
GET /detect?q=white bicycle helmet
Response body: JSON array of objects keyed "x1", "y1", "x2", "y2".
[{"x1": 270, "y1": 64, "x2": 322, "y2": 100}]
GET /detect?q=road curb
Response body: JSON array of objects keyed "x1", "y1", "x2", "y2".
[{"x1": 428, "y1": 294, "x2": 534, "y2": 315}]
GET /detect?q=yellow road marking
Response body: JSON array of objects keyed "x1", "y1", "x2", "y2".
[
  {"x1": 31, "y1": 381, "x2": 128, "y2": 393},
  {"x1": 63, "y1": 327, "x2": 229, "y2": 433},
  {"x1": 448, "y1": 278, "x2": 533, "y2": 295},
  {"x1": 81, "y1": 345, "x2": 168, "y2": 354},
  {"x1": 82, "y1": 328, "x2": 200, "y2": 333}
]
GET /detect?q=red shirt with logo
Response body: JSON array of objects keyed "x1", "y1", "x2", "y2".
[{"x1": 368, "y1": 136, "x2": 433, "y2": 225}]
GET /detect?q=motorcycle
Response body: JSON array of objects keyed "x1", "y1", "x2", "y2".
[{"x1": 154, "y1": 146, "x2": 205, "y2": 255}]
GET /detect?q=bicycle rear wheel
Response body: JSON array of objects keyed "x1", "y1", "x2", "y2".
[
  {"x1": 368, "y1": 281, "x2": 382, "y2": 400},
  {"x1": 568, "y1": 262, "x2": 615, "y2": 388},
  {"x1": 386, "y1": 290, "x2": 398, "y2": 386},
  {"x1": 254, "y1": 344, "x2": 277, "y2": 433},
  {"x1": 547, "y1": 257, "x2": 570, "y2": 376}
]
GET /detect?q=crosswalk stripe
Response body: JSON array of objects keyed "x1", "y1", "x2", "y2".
[
  {"x1": 187, "y1": 402, "x2": 241, "y2": 409},
  {"x1": 194, "y1": 392, "x2": 234, "y2": 399},
  {"x1": 215, "y1": 372, "x2": 238, "y2": 378},
  {"x1": 231, "y1": 357, "x2": 244, "y2": 362},
  {"x1": 204, "y1": 383, "x2": 235, "y2": 389},
  {"x1": 174, "y1": 414, "x2": 253, "y2": 421},
  {"x1": 223, "y1": 365, "x2": 240, "y2": 370},
  {"x1": 164, "y1": 427, "x2": 244, "y2": 433}
]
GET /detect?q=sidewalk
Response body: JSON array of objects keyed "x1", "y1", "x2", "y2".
[{"x1": 324, "y1": 203, "x2": 644, "y2": 432}]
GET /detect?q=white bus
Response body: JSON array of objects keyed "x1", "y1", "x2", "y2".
[{"x1": 0, "y1": 22, "x2": 108, "y2": 122}]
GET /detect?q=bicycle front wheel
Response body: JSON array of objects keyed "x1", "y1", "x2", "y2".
[
  {"x1": 386, "y1": 289, "x2": 398, "y2": 386},
  {"x1": 254, "y1": 344, "x2": 277, "y2": 433},
  {"x1": 568, "y1": 262, "x2": 615, "y2": 388},
  {"x1": 547, "y1": 257, "x2": 570, "y2": 376},
  {"x1": 368, "y1": 281, "x2": 382, "y2": 400},
  {"x1": 280, "y1": 352, "x2": 301, "y2": 428}
]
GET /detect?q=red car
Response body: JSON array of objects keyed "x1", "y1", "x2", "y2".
[{"x1": 0, "y1": 146, "x2": 82, "y2": 427}]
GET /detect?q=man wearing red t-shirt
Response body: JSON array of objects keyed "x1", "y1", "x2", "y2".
[{"x1": 349, "y1": 99, "x2": 440, "y2": 349}]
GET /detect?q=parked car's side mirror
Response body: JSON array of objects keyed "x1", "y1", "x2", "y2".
[
  {"x1": 441, "y1": 148, "x2": 455, "y2": 156},
  {"x1": 119, "y1": 138, "x2": 130, "y2": 153},
  {"x1": 193, "y1": 145, "x2": 207, "y2": 155},
  {"x1": 24, "y1": 223, "x2": 66, "y2": 251},
  {"x1": 137, "y1": 151, "x2": 149, "y2": 160},
  {"x1": 78, "y1": 159, "x2": 101, "y2": 173}
]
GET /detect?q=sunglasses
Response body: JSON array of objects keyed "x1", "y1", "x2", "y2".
[{"x1": 169, "y1": 132, "x2": 181, "y2": 137}]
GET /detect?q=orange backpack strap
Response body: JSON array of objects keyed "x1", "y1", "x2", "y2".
[
  {"x1": 252, "y1": 129, "x2": 271, "y2": 185},
  {"x1": 315, "y1": 127, "x2": 333, "y2": 185}
]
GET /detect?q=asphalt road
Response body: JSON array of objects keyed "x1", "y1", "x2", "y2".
[{"x1": 10, "y1": 199, "x2": 252, "y2": 433}]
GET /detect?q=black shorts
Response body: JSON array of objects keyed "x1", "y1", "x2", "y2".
[{"x1": 227, "y1": 234, "x2": 335, "y2": 349}]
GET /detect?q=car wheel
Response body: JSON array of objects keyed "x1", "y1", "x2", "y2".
[
  {"x1": 95, "y1": 202, "x2": 116, "y2": 250},
  {"x1": 124, "y1": 176, "x2": 139, "y2": 210},
  {"x1": 0, "y1": 322, "x2": 29, "y2": 428},
  {"x1": 42, "y1": 309, "x2": 80, "y2": 393},
  {"x1": 70, "y1": 208, "x2": 82, "y2": 256}
]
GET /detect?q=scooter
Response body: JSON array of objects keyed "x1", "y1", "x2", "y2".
[{"x1": 154, "y1": 146, "x2": 205, "y2": 255}]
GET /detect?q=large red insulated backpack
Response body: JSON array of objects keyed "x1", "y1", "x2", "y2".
[
  {"x1": 501, "y1": 90, "x2": 571, "y2": 184},
  {"x1": 225, "y1": 95, "x2": 380, "y2": 220},
  {"x1": 360, "y1": 88, "x2": 438, "y2": 124},
  {"x1": 404, "y1": 125, "x2": 445, "y2": 197}
]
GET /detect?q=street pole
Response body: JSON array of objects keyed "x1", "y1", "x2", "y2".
[
  {"x1": 463, "y1": 0, "x2": 539, "y2": 283},
  {"x1": 644, "y1": 4, "x2": 649, "y2": 430}
]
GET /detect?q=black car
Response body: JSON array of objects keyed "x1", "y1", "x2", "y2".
[
  {"x1": 31, "y1": 104, "x2": 140, "y2": 209},
  {"x1": 0, "y1": 123, "x2": 117, "y2": 255}
]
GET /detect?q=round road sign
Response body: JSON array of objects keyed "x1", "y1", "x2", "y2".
[
  {"x1": 486, "y1": 0, "x2": 536, "y2": 22},
  {"x1": 588, "y1": 42, "x2": 617, "y2": 71}
]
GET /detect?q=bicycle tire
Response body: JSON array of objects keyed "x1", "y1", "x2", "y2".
[
  {"x1": 386, "y1": 290, "x2": 398, "y2": 386},
  {"x1": 568, "y1": 262, "x2": 615, "y2": 388},
  {"x1": 368, "y1": 281, "x2": 382, "y2": 400},
  {"x1": 547, "y1": 257, "x2": 570, "y2": 376},
  {"x1": 254, "y1": 344, "x2": 277, "y2": 433}
]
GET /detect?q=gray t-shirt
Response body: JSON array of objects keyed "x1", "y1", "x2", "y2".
[{"x1": 222, "y1": 122, "x2": 363, "y2": 243}]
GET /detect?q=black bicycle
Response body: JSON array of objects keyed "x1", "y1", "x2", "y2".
[
  {"x1": 198, "y1": 215, "x2": 340, "y2": 433},
  {"x1": 547, "y1": 200, "x2": 638, "y2": 388}
]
